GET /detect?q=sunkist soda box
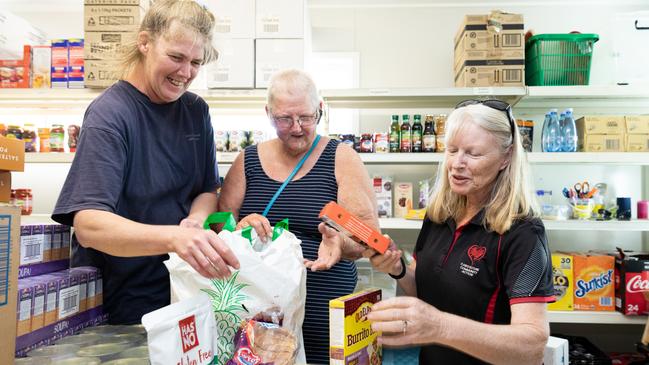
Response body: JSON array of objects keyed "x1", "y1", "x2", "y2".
[
  {"x1": 572, "y1": 253, "x2": 615, "y2": 311},
  {"x1": 548, "y1": 252, "x2": 574, "y2": 311}
]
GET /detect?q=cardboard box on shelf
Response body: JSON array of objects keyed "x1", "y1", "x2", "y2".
[
  {"x1": 0, "y1": 45, "x2": 31, "y2": 88},
  {"x1": 454, "y1": 12, "x2": 524, "y2": 52},
  {"x1": 394, "y1": 182, "x2": 413, "y2": 219},
  {"x1": 205, "y1": 38, "x2": 254, "y2": 88},
  {"x1": 455, "y1": 61, "x2": 525, "y2": 87},
  {"x1": 0, "y1": 136, "x2": 26, "y2": 172},
  {"x1": 0, "y1": 171, "x2": 11, "y2": 203},
  {"x1": 373, "y1": 176, "x2": 393, "y2": 218},
  {"x1": 624, "y1": 115, "x2": 649, "y2": 134},
  {"x1": 51, "y1": 39, "x2": 69, "y2": 88},
  {"x1": 572, "y1": 253, "x2": 615, "y2": 312},
  {"x1": 256, "y1": 0, "x2": 305, "y2": 39},
  {"x1": 625, "y1": 134, "x2": 649, "y2": 152},
  {"x1": 84, "y1": 31, "x2": 136, "y2": 60},
  {"x1": 548, "y1": 253, "x2": 574, "y2": 311},
  {"x1": 84, "y1": 4, "x2": 147, "y2": 32},
  {"x1": 0, "y1": 206, "x2": 22, "y2": 365},
  {"x1": 576, "y1": 116, "x2": 626, "y2": 135},
  {"x1": 84, "y1": 59, "x2": 120, "y2": 88},
  {"x1": 579, "y1": 134, "x2": 625, "y2": 152},
  {"x1": 31, "y1": 45, "x2": 51, "y2": 89},
  {"x1": 614, "y1": 251, "x2": 649, "y2": 315},
  {"x1": 454, "y1": 48, "x2": 525, "y2": 72},
  {"x1": 255, "y1": 38, "x2": 304, "y2": 88},
  {"x1": 206, "y1": 0, "x2": 255, "y2": 39}
]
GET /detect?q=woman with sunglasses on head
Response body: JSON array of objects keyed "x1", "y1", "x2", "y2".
[
  {"x1": 218, "y1": 69, "x2": 378, "y2": 364},
  {"x1": 366, "y1": 100, "x2": 554, "y2": 365}
]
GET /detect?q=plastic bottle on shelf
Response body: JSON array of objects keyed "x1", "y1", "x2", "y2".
[
  {"x1": 542, "y1": 109, "x2": 561, "y2": 152},
  {"x1": 541, "y1": 112, "x2": 550, "y2": 152},
  {"x1": 38, "y1": 128, "x2": 51, "y2": 152},
  {"x1": 561, "y1": 108, "x2": 577, "y2": 152}
]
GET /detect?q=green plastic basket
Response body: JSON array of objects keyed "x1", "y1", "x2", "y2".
[{"x1": 525, "y1": 33, "x2": 599, "y2": 86}]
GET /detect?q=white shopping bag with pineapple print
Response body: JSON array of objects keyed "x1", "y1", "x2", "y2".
[{"x1": 165, "y1": 213, "x2": 307, "y2": 365}]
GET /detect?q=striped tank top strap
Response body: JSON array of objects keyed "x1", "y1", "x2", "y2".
[{"x1": 243, "y1": 145, "x2": 261, "y2": 179}]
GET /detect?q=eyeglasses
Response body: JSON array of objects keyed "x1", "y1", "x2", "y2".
[
  {"x1": 455, "y1": 99, "x2": 516, "y2": 138},
  {"x1": 270, "y1": 110, "x2": 320, "y2": 128}
]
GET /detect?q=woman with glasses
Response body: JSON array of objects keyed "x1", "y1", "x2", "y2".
[
  {"x1": 218, "y1": 69, "x2": 378, "y2": 364},
  {"x1": 366, "y1": 100, "x2": 554, "y2": 365}
]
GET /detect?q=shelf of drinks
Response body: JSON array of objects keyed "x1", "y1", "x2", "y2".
[
  {"x1": 547, "y1": 311, "x2": 645, "y2": 325},
  {"x1": 321, "y1": 87, "x2": 526, "y2": 109},
  {"x1": 379, "y1": 218, "x2": 649, "y2": 231},
  {"x1": 23, "y1": 151, "x2": 649, "y2": 165}
]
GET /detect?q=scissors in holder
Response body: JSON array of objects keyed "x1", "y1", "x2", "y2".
[{"x1": 574, "y1": 181, "x2": 591, "y2": 199}]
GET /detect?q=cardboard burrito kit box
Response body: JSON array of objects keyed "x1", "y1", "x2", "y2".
[{"x1": 0, "y1": 136, "x2": 25, "y2": 202}]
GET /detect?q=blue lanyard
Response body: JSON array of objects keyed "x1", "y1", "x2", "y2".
[{"x1": 262, "y1": 134, "x2": 322, "y2": 217}]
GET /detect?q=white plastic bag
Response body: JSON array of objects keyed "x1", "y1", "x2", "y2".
[
  {"x1": 165, "y1": 214, "x2": 307, "y2": 365},
  {"x1": 142, "y1": 292, "x2": 217, "y2": 365}
]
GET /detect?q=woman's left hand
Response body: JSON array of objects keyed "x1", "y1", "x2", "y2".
[
  {"x1": 367, "y1": 296, "x2": 446, "y2": 347},
  {"x1": 304, "y1": 222, "x2": 344, "y2": 271}
]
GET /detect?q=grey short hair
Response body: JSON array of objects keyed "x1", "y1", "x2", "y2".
[{"x1": 266, "y1": 69, "x2": 321, "y2": 112}]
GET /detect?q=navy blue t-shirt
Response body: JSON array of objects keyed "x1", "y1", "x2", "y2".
[{"x1": 52, "y1": 80, "x2": 219, "y2": 324}]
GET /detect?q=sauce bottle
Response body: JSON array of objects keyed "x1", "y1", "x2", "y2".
[
  {"x1": 23, "y1": 123, "x2": 37, "y2": 152},
  {"x1": 412, "y1": 114, "x2": 422, "y2": 153},
  {"x1": 423, "y1": 115, "x2": 436, "y2": 152},
  {"x1": 400, "y1": 114, "x2": 411, "y2": 153},
  {"x1": 50, "y1": 124, "x2": 65, "y2": 152},
  {"x1": 38, "y1": 128, "x2": 51, "y2": 152},
  {"x1": 67, "y1": 124, "x2": 80, "y2": 152},
  {"x1": 389, "y1": 115, "x2": 400, "y2": 153}
]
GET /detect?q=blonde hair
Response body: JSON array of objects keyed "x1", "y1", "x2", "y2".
[
  {"x1": 427, "y1": 103, "x2": 539, "y2": 234},
  {"x1": 120, "y1": 0, "x2": 218, "y2": 77},
  {"x1": 266, "y1": 69, "x2": 321, "y2": 113}
]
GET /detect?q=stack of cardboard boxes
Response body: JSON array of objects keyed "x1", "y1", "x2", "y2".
[
  {"x1": 576, "y1": 115, "x2": 649, "y2": 152},
  {"x1": 0, "y1": 136, "x2": 24, "y2": 365},
  {"x1": 454, "y1": 11, "x2": 525, "y2": 87},
  {"x1": 83, "y1": 0, "x2": 150, "y2": 88},
  {"x1": 202, "y1": 0, "x2": 306, "y2": 89}
]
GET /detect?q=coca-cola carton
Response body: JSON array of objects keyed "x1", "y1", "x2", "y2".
[{"x1": 614, "y1": 250, "x2": 649, "y2": 315}]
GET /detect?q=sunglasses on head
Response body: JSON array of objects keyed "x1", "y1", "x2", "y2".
[{"x1": 455, "y1": 99, "x2": 516, "y2": 138}]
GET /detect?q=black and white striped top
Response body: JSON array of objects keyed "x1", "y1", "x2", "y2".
[{"x1": 239, "y1": 138, "x2": 357, "y2": 364}]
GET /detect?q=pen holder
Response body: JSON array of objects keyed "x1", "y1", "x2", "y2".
[{"x1": 572, "y1": 199, "x2": 594, "y2": 220}]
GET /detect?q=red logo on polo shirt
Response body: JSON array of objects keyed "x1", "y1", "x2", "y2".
[{"x1": 467, "y1": 245, "x2": 487, "y2": 265}]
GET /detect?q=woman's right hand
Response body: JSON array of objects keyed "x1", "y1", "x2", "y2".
[
  {"x1": 171, "y1": 227, "x2": 240, "y2": 279},
  {"x1": 237, "y1": 213, "x2": 273, "y2": 242},
  {"x1": 363, "y1": 239, "x2": 403, "y2": 277}
]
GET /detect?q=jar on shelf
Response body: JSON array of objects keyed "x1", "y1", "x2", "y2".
[
  {"x1": 50, "y1": 124, "x2": 65, "y2": 152},
  {"x1": 0, "y1": 123, "x2": 7, "y2": 137},
  {"x1": 11, "y1": 189, "x2": 33, "y2": 215},
  {"x1": 23, "y1": 123, "x2": 37, "y2": 152},
  {"x1": 68, "y1": 124, "x2": 80, "y2": 152},
  {"x1": 38, "y1": 127, "x2": 51, "y2": 152},
  {"x1": 7, "y1": 125, "x2": 23, "y2": 140}
]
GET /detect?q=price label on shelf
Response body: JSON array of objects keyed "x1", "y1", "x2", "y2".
[{"x1": 473, "y1": 87, "x2": 494, "y2": 95}]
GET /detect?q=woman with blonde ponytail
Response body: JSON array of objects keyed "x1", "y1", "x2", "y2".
[{"x1": 366, "y1": 100, "x2": 554, "y2": 365}]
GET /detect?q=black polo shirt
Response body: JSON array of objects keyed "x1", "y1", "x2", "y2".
[{"x1": 414, "y1": 211, "x2": 554, "y2": 364}]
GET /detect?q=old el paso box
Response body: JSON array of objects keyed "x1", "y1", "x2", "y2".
[
  {"x1": 330, "y1": 288, "x2": 382, "y2": 365},
  {"x1": 319, "y1": 202, "x2": 389, "y2": 254},
  {"x1": 0, "y1": 136, "x2": 26, "y2": 172},
  {"x1": 615, "y1": 251, "x2": 649, "y2": 315}
]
